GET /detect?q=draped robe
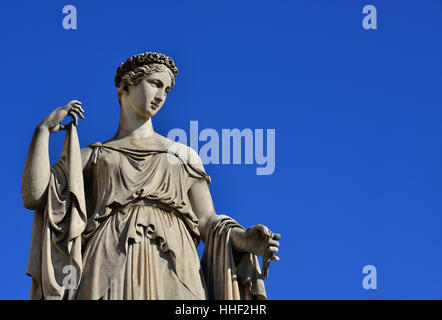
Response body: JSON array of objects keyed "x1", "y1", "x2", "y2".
[{"x1": 26, "y1": 125, "x2": 266, "y2": 300}]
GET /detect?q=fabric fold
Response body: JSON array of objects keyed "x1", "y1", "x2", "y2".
[
  {"x1": 201, "y1": 215, "x2": 267, "y2": 300},
  {"x1": 26, "y1": 124, "x2": 87, "y2": 300}
]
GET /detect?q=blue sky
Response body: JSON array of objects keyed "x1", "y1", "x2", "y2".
[{"x1": 0, "y1": 0, "x2": 441, "y2": 299}]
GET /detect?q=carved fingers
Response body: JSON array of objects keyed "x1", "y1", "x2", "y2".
[
  {"x1": 46, "y1": 100, "x2": 85, "y2": 133},
  {"x1": 245, "y1": 224, "x2": 281, "y2": 261},
  {"x1": 260, "y1": 230, "x2": 281, "y2": 279},
  {"x1": 267, "y1": 232, "x2": 281, "y2": 262},
  {"x1": 60, "y1": 100, "x2": 85, "y2": 129}
]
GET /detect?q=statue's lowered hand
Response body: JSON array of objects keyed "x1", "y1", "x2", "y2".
[
  {"x1": 244, "y1": 224, "x2": 280, "y2": 260},
  {"x1": 243, "y1": 224, "x2": 280, "y2": 279}
]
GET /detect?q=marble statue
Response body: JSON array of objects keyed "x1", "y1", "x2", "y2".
[{"x1": 21, "y1": 52, "x2": 281, "y2": 300}]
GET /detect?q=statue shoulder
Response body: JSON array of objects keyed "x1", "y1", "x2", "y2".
[{"x1": 155, "y1": 134, "x2": 203, "y2": 168}]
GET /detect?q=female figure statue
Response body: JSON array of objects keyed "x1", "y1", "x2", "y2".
[{"x1": 22, "y1": 52, "x2": 280, "y2": 300}]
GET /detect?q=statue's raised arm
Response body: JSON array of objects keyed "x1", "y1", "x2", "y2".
[{"x1": 21, "y1": 100, "x2": 84, "y2": 210}]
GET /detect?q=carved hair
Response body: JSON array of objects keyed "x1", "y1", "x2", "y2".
[
  {"x1": 115, "y1": 52, "x2": 178, "y2": 105},
  {"x1": 116, "y1": 63, "x2": 175, "y2": 104}
]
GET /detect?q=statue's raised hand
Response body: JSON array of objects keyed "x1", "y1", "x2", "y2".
[{"x1": 39, "y1": 100, "x2": 85, "y2": 133}]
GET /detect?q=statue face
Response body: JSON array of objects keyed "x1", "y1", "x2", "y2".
[{"x1": 124, "y1": 71, "x2": 172, "y2": 119}]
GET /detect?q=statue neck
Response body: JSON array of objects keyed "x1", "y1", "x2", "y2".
[{"x1": 114, "y1": 104, "x2": 155, "y2": 140}]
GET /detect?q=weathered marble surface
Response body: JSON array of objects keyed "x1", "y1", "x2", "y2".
[{"x1": 22, "y1": 52, "x2": 280, "y2": 300}]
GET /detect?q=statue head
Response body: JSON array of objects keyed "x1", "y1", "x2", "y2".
[{"x1": 115, "y1": 52, "x2": 178, "y2": 118}]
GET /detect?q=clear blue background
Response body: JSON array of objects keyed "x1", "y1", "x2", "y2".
[{"x1": 0, "y1": 0, "x2": 441, "y2": 299}]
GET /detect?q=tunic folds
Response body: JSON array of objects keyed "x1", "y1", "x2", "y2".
[{"x1": 26, "y1": 125, "x2": 266, "y2": 300}]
